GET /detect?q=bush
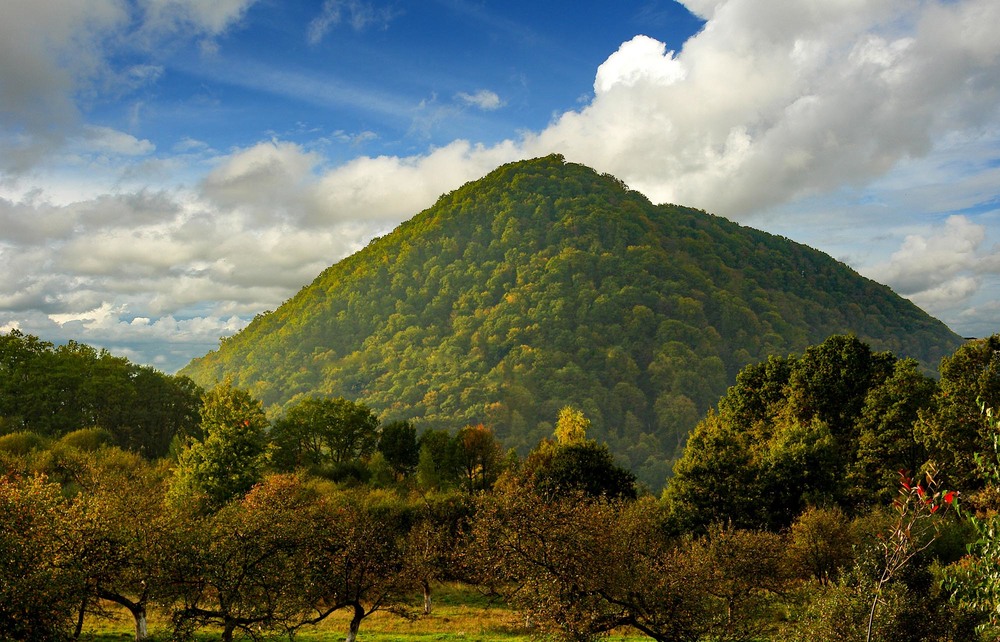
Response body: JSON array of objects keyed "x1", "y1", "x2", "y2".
[
  {"x1": 57, "y1": 427, "x2": 115, "y2": 452},
  {"x1": 0, "y1": 431, "x2": 51, "y2": 455}
]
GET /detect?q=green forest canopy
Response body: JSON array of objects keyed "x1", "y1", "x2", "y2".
[{"x1": 180, "y1": 155, "x2": 962, "y2": 488}]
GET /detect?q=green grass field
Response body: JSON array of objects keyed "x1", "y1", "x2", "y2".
[{"x1": 79, "y1": 583, "x2": 648, "y2": 641}]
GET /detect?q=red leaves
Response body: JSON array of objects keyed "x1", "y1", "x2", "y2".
[{"x1": 896, "y1": 469, "x2": 957, "y2": 519}]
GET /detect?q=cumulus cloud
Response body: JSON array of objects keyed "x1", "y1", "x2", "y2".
[
  {"x1": 594, "y1": 35, "x2": 685, "y2": 93},
  {"x1": 4, "y1": 0, "x2": 1000, "y2": 369},
  {"x1": 518, "y1": 0, "x2": 1000, "y2": 217},
  {"x1": 0, "y1": 0, "x2": 255, "y2": 176},
  {"x1": 201, "y1": 141, "x2": 321, "y2": 224},
  {"x1": 866, "y1": 215, "x2": 1000, "y2": 320}
]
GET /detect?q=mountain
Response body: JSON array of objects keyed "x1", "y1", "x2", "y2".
[{"x1": 180, "y1": 155, "x2": 963, "y2": 487}]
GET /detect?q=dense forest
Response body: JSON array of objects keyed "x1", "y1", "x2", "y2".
[
  {"x1": 180, "y1": 155, "x2": 962, "y2": 488},
  {"x1": 3, "y1": 330, "x2": 1000, "y2": 641}
]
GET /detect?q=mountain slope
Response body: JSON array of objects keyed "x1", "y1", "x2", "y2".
[{"x1": 180, "y1": 155, "x2": 963, "y2": 486}]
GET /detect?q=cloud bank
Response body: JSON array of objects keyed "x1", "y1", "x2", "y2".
[{"x1": 1, "y1": 0, "x2": 999, "y2": 371}]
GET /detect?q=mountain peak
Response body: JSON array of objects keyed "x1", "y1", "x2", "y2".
[{"x1": 181, "y1": 159, "x2": 961, "y2": 488}]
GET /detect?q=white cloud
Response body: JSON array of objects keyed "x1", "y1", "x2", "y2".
[
  {"x1": 4, "y1": 0, "x2": 1000, "y2": 369},
  {"x1": 863, "y1": 214, "x2": 1000, "y2": 326},
  {"x1": 594, "y1": 35, "x2": 685, "y2": 94},
  {"x1": 310, "y1": 139, "x2": 522, "y2": 224},
  {"x1": 139, "y1": 0, "x2": 258, "y2": 38},
  {"x1": 873, "y1": 216, "x2": 986, "y2": 295},
  {"x1": 201, "y1": 140, "x2": 321, "y2": 224},
  {"x1": 0, "y1": 0, "x2": 255, "y2": 177},
  {"x1": 75, "y1": 126, "x2": 156, "y2": 157},
  {"x1": 307, "y1": 0, "x2": 400, "y2": 44},
  {"x1": 456, "y1": 90, "x2": 504, "y2": 111},
  {"x1": 518, "y1": 0, "x2": 1000, "y2": 218}
]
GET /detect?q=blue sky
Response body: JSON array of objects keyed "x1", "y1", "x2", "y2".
[{"x1": 1, "y1": 0, "x2": 999, "y2": 372}]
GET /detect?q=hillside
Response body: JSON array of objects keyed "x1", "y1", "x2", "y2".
[{"x1": 180, "y1": 155, "x2": 963, "y2": 486}]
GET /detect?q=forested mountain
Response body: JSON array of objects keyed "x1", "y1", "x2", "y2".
[{"x1": 180, "y1": 155, "x2": 962, "y2": 485}]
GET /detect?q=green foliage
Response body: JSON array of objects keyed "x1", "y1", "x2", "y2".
[
  {"x1": 416, "y1": 428, "x2": 462, "y2": 491},
  {"x1": 170, "y1": 381, "x2": 268, "y2": 510},
  {"x1": 786, "y1": 506, "x2": 855, "y2": 585},
  {"x1": 516, "y1": 438, "x2": 637, "y2": 500},
  {"x1": 270, "y1": 396, "x2": 379, "y2": 471},
  {"x1": 455, "y1": 424, "x2": 505, "y2": 493},
  {"x1": 664, "y1": 335, "x2": 936, "y2": 531},
  {"x1": 57, "y1": 427, "x2": 115, "y2": 452},
  {"x1": 944, "y1": 402, "x2": 1000, "y2": 635},
  {"x1": 179, "y1": 156, "x2": 962, "y2": 490},
  {"x1": 917, "y1": 334, "x2": 1000, "y2": 489},
  {"x1": 378, "y1": 420, "x2": 419, "y2": 478},
  {"x1": 0, "y1": 330, "x2": 203, "y2": 458},
  {"x1": 0, "y1": 474, "x2": 87, "y2": 641},
  {"x1": 0, "y1": 431, "x2": 51, "y2": 455}
]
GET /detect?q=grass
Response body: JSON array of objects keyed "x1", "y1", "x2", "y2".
[{"x1": 81, "y1": 583, "x2": 649, "y2": 641}]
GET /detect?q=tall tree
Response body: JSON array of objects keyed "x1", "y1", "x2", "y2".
[
  {"x1": 378, "y1": 420, "x2": 419, "y2": 479},
  {"x1": 0, "y1": 474, "x2": 87, "y2": 641},
  {"x1": 917, "y1": 334, "x2": 1000, "y2": 489},
  {"x1": 270, "y1": 397, "x2": 379, "y2": 471},
  {"x1": 170, "y1": 381, "x2": 268, "y2": 510},
  {"x1": 455, "y1": 424, "x2": 504, "y2": 493}
]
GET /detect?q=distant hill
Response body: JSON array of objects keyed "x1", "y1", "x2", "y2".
[{"x1": 180, "y1": 155, "x2": 963, "y2": 487}]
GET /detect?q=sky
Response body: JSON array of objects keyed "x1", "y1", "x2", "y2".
[{"x1": 1, "y1": 0, "x2": 998, "y2": 374}]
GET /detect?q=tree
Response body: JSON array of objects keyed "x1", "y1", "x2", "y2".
[
  {"x1": 470, "y1": 485, "x2": 788, "y2": 642},
  {"x1": 786, "y1": 506, "x2": 855, "y2": 586},
  {"x1": 64, "y1": 450, "x2": 173, "y2": 641},
  {"x1": 0, "y1": 330, "x2": 201, "y2": 457},
  {"x1": 944, "y1": 403, "x2": 1000, "y2": 635},
  {"x1": 168, "y1": 474, "x2": 316, "y2": 642},
  {"x1": 786, "y1": 334, "x2": 895, "y2": 444},
  {"x1": 415, "y1": 428, "x2": 460, "y2": 491},
  {"x1": 665, "y1": 335, "x2": 928, "y2": 531},
  {"x1": 455, "y1": 424, "x2": 504, "y2": 493},
  {"x1": 554, "y1": 405, "x2": 588, "y2": 445},
  {"x1": 517, "y1": 438, "x2": 637, "y2": 500},
  {"x1": 170, "y1": 381, "x2": 268, "y2": 510},
  {"x1": 917, "y1": 334, "x2": 1000, "y2": 489},
  {"x1": 405, "y1": 493, "x2": 474, "y2": 615},
  {"x1": 0, "y1": 474, "x2": 87, "y2": 641},
  {"x1": 848, "y1": 358, "x2": 937, "y2": 507},
  {"x1": 378, "y1": 420, "x2": 419, "y2": 479},
  {"x1": 663, "y1": 410, "x2": 760, "y2": 531},
  {"x1": 297, "y1": 492, "x2": 417, "y2": 642},
  {"x1": 270, "y1": 397, "x2": 379, "y2": 471}
]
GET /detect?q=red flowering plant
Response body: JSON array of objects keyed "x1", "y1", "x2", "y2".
[{"x1": 866, "y1": 466, "x2": 957, "y2": 642}]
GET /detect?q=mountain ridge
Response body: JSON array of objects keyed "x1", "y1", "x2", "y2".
[{"x1": 181, "y1": 154, "x2": 963, "y2": 487}]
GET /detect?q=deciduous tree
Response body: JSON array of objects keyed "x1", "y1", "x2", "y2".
[{"x1": 170, "y1": 381, "x2": 268, "y2": 510}]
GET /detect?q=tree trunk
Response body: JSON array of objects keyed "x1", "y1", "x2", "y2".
[
  {"x1": 98, "y1": 590, "x2": 150, "y2": 642},
  {"x1": 346, "y1": 603, "x2": 364, "y2": 642},
  {"x1": 132, "y1": 605, "x2": 149, "y2": 641},
  {"x1": 422, "y1": 579, "x2": 432, "y2": 615},
  {"x1": 73, "y1": 597, "x2": 87, "y2": 639},
  {"x1": 222, "y1": 619, "x2": 236, "y2": 642}
]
